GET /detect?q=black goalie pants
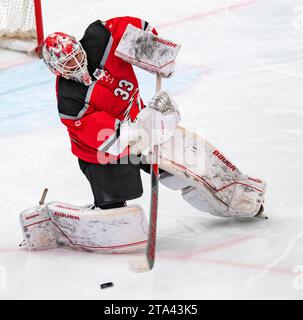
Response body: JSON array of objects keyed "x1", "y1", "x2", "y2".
[{"x1": 78, "y1": 155, "x2": 152, "y2": 209}]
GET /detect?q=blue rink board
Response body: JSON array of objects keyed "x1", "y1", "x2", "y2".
[{"x1": 0, "y1": 60, "x2": 201, "y2": 135}]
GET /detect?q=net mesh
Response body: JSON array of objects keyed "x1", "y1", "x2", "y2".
[{"x1": 0, "y1": 0, "x2": 36, "y2": 40}]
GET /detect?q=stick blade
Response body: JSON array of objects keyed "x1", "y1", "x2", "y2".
[{"x1": 130, "y1": 256, "x2": 153, "y2": 273}]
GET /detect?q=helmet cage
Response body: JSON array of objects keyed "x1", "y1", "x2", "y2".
[{"x1": 52, "y1": 42, "x2": 88, "y2": 81}]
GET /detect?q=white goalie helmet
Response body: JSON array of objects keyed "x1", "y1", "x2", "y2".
[{"x1": 42, "y1": 32, "x2": 92, "y2": 86}]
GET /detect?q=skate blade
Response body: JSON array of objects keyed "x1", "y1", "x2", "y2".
[{"x1": 255, "y1": 212, "x2": 268, "y2": 219}]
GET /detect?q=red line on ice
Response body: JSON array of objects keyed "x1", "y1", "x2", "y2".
[
  {"x1": 195, "y1": 257, "x2": 293, "y2": 275},
  {"x1": 173, "y1": 234, "x2": 257, "y2": 259},
  {"x1": 160, "y1": 235, "x2": 294, "y2": 275},
  {"x1": 1, "y1": 1, "x2": 258, "y2": 70},
  {"x1": 157, "y1": 0, "x2": 258, "y2": 29}
]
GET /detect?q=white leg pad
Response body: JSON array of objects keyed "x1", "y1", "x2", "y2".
[
  {"x1": 182, "y1": 174, "x2": 266, "y2": 218},
  {"x1": 144, "y1": 125, "x2": 267, "y2": 218},
  {"x1": 182, "y1": 186, "x2": 220, "y2": 214},
  {"x1": 20, "y1": 202, "x2": 148, "y2": 253},
  {"x1": 160, "y1": 171, "x2": 189, "y2": 190}
]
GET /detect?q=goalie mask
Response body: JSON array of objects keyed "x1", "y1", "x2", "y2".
[{"x1": 42, "y1": 32, "x2": 92, "y2": 86}]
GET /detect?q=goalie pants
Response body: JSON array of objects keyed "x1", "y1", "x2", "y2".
[{"x1": 78, "y1": 156, "x2": 154, "y2": 209}]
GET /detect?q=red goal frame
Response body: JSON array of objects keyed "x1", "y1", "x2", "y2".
[{"x1": 34, "y1": 0, "x2": 44, "y2": 57}]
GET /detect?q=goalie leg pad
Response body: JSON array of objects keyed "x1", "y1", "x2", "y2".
[
  {"x1": 227, "y1": 174, "x2": 266, "y2": 217},
  {"x1": 20, "y1": 202, "x2": 148, "y2": 253},
  {"x1": 182, "y1": 186, "x2": 225, "y2": 215},
  {"x1": 19, "y1": 204, "x2": 58, "y2": 250},
  {"x1": 160, "y1": 171, "x2": 189, "y2": 190},
  {"x1": 182, "y1": 174, "x2": 266, "y2": 218},
  {"x1": 145, "y1": 125, "x2": 267, "y2": 218}
]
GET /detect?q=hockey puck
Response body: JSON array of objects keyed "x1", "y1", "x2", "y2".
[{"x1": 100, "y1": 282, "x2": 114, "y2": 289}]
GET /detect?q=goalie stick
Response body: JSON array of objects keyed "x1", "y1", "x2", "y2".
[
  {"x1": 131, "y1": 75, "x2": 161, "y2": 273},
  {"x1": 114, "y1": 24, "x2": 181, "y2": 272},
  {"x1": 146, "y1": 75, "x2": 162, "y2": 270}
]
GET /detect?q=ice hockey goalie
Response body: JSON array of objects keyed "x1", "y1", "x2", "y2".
[{"x1": 19, "y1": 16, "x2": 266, "y2": 253}]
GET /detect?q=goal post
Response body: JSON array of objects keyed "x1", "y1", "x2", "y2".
[
  {"x1": 33, "y1": 0, "x2": 44, "y2": 56},
  {"x1": 0, "y1": 0, "x2": 44, "y2": 57}
]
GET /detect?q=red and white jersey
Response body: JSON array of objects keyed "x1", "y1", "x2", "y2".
[{"x1": 56, "y1": 17, "x2": 157, "y2": 164}]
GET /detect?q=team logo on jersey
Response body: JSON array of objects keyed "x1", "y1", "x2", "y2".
[{"x1": 93, "y1": 68, "x2": 115, "y2": 84}]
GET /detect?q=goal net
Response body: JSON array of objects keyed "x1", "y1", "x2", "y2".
[{"x1": 0, "y1": 0, "x2": 44, "y2": 55}]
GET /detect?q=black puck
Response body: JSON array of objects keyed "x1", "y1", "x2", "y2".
[{"x1": 100, "y1": 282, "x2": 114, "y2": 289}]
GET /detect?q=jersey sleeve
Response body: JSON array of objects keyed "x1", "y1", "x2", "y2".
[
  {"x1": 106, "y1": 16, "x2": 158, "y2": 43},
  {"x1": 57, "y1": 77, "x2": 121, "y2": 154},
  {"x1": 61, "y1": 110, "x2": 121, "y2": 153}
]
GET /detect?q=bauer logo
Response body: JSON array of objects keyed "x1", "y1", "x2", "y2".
[
  {"x1": 0, "y1": 266, "x2": 7, "y2": 290},
  {"x1": 213, "y1": 150, "x2": 237, "y2": 172},
  {"x1": 293, "y1": 265, "x2": 303, "y2": 290},
  {"x1": 53, "y1": 212, "x2": 80, "y2": 220},
  {"x1": 153, "y1": 37, "x2": 177, "y2": 48}
]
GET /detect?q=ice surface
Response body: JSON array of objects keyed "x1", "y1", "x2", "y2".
[{"x1": 1, "y1": 0, "x2": 303, "y2": 299}]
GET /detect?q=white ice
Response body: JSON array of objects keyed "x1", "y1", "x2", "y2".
[{"x1": 1, "y1": 0, "x2": 303, "y2": 300}]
